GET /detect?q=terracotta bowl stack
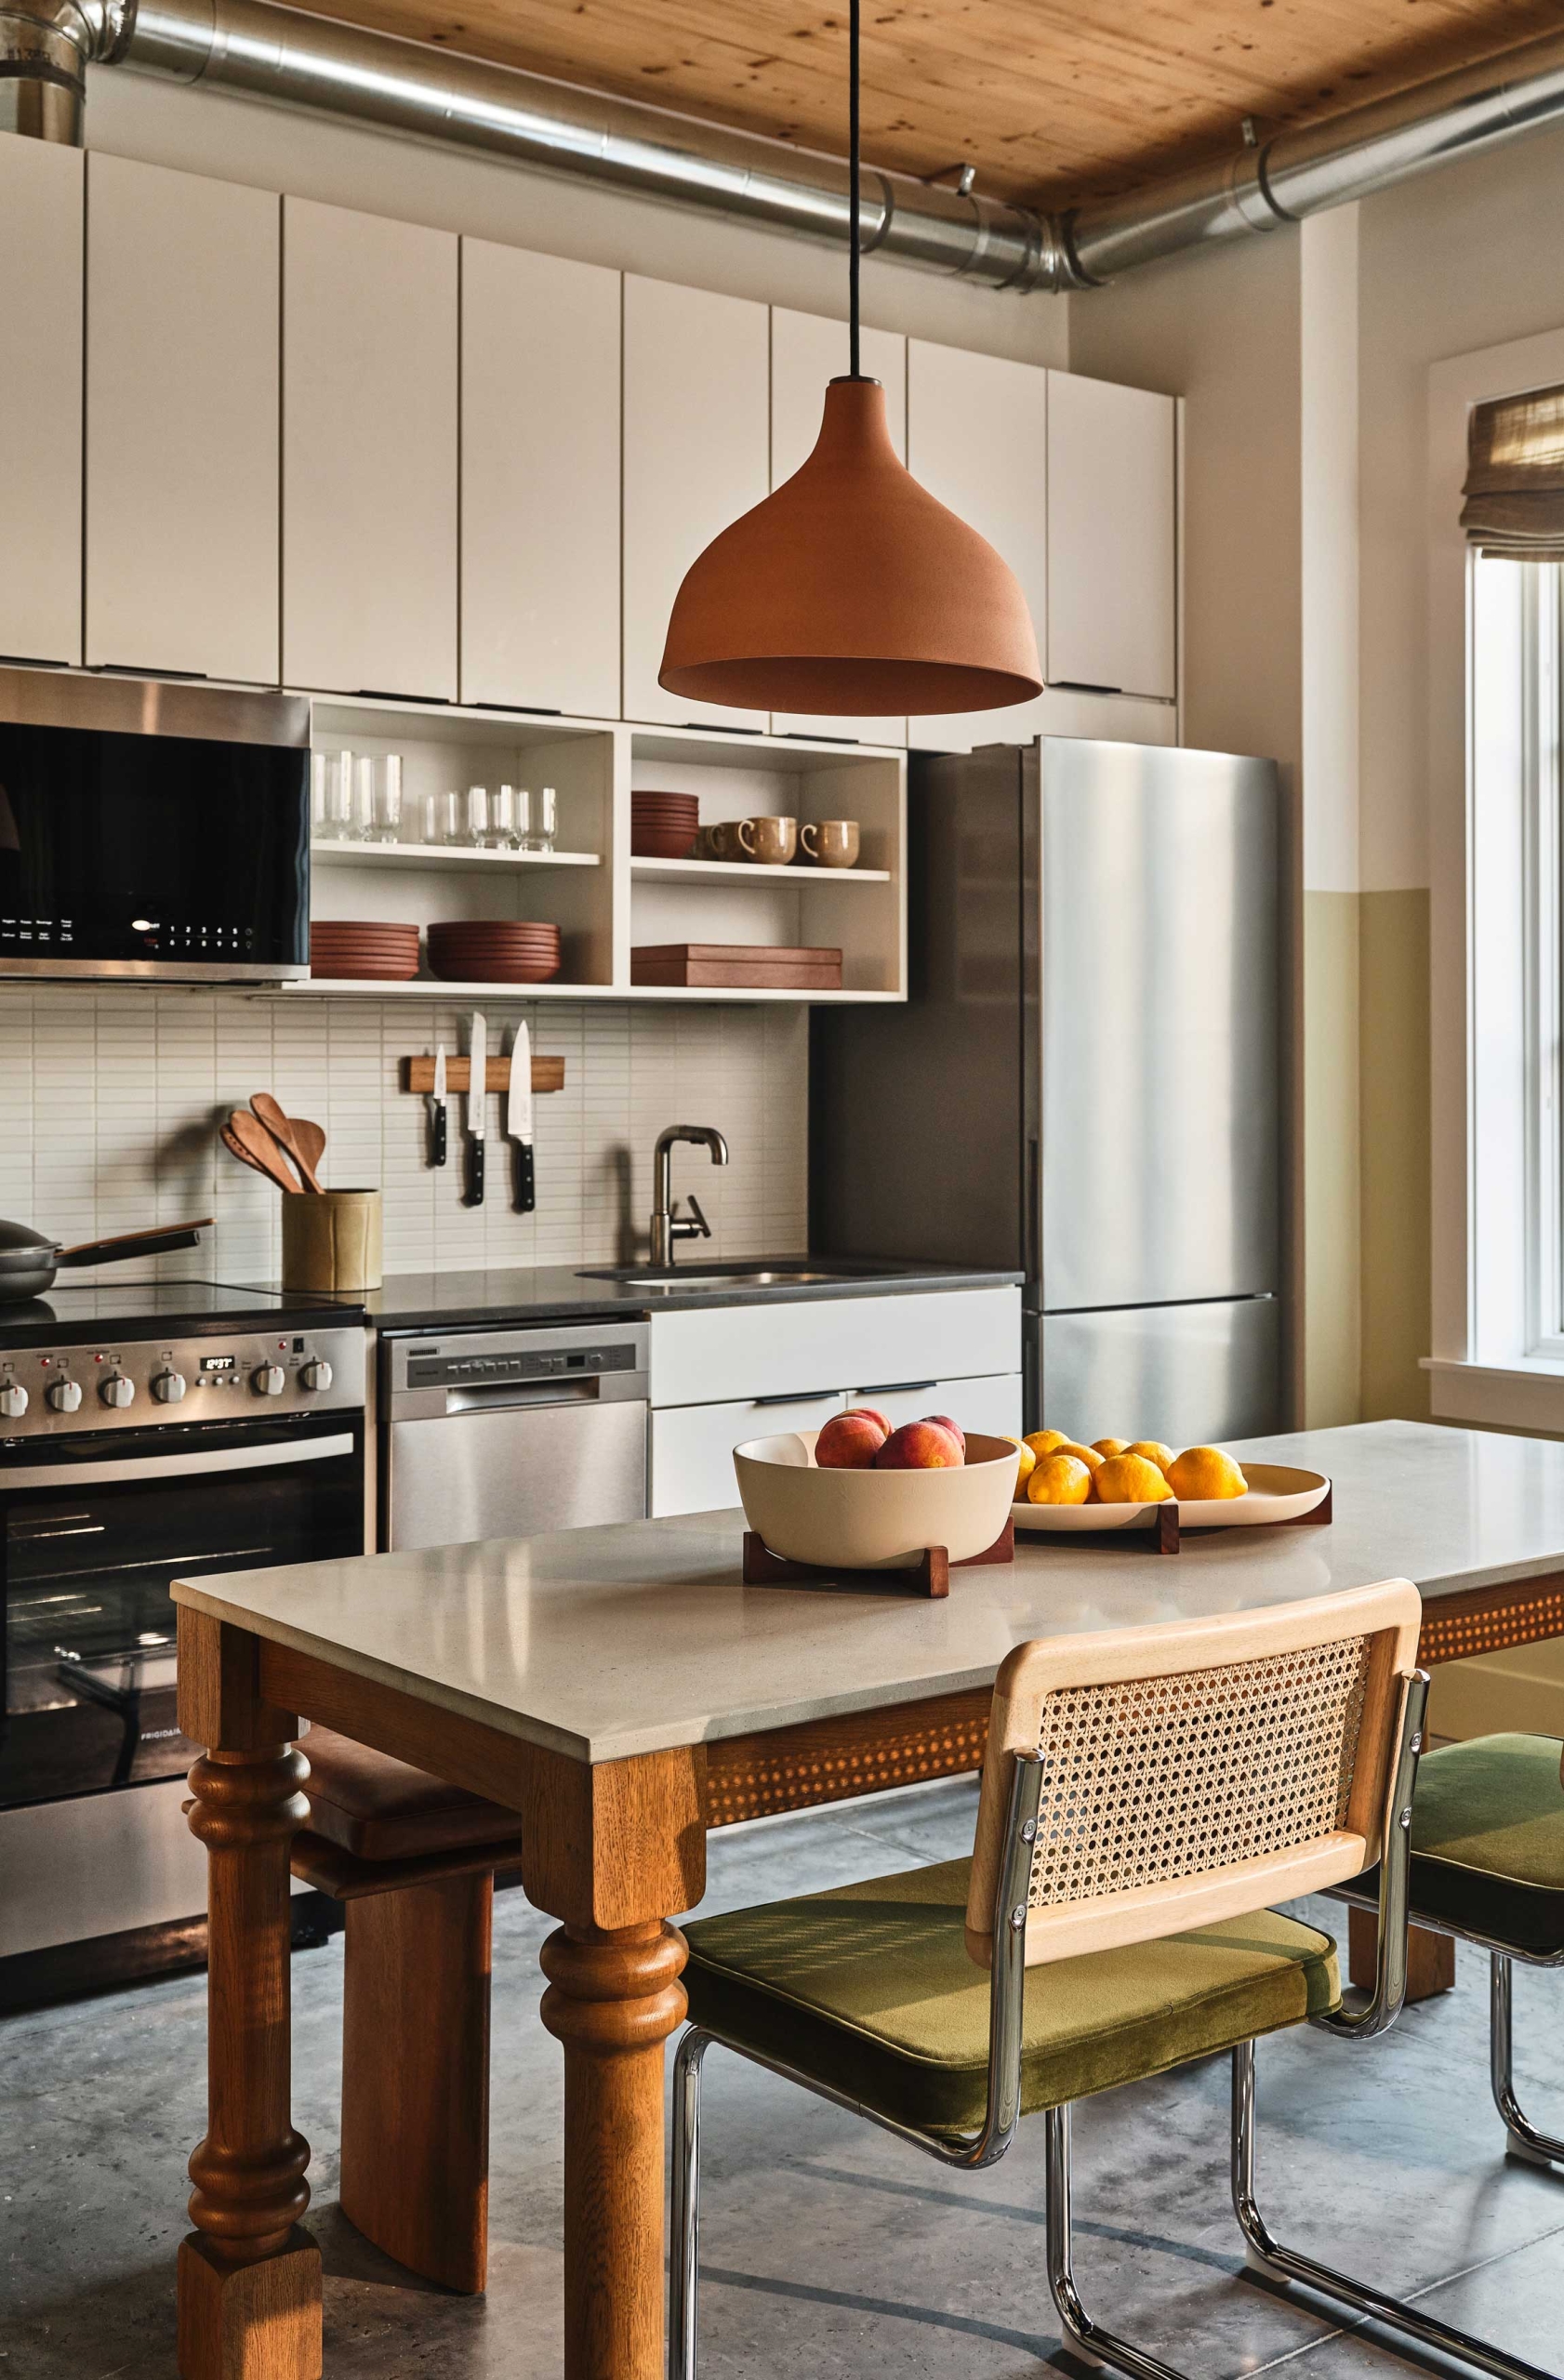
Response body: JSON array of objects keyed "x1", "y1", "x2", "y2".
[
  {"x1": 426, "y1": 919, "x2": 562, "y2": 984},
  {"x1": 631, "y1": 790, "x2": 699, "y2": 860},
  {"x1": 310, "y1": 920, "x2": 420, "y2": 981}
]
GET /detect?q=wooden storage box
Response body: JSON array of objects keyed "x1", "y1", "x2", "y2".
[{"x1": 630, "y1": 943, "x2": 842, "y2": 990}]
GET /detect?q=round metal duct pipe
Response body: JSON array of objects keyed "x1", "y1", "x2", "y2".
[{"x1": 1, "y1": 0, "x2": 126, "y2": 140}]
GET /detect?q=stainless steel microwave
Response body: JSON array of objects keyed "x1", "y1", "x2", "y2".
[{"x1": 0, "y1": 668, "x2": 311, "y2": 982}]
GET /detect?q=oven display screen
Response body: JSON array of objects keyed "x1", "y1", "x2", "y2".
[{"x1": 200, "y1": 1355, "x2": 236, "y2": 1372}]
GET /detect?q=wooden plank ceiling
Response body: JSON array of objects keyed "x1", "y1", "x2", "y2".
[{"x1": 304, "y1": 0, "x2": 1564, "y2": 205}]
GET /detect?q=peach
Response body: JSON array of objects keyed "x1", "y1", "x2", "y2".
[
  {"x1": 922, "y1": 1413, "x2": 965, "y2": 1449},
  {"x1": 872, "y1": 1419, "x2": 964, "y2": 1470},
  {"x1": 815, "y1": 1412, "x2": 888, "y2": 1469},
  {"x1": 843, "y1": 1406, "x2": 892, "y2": 1437}
]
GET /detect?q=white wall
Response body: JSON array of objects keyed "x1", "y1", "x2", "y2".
[{"x1": 85, "y1": 69, "x2": 1068, "y2": 368}]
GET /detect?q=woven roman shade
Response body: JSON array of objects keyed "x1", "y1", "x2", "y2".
[{"x1": 1463, "y1": 384, "x2": 1564, "y2": 560}]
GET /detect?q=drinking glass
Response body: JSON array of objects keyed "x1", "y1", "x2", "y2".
[
  {"x1": 486, "y1": 785, "x2": 518, "y2": 850},
  {"x1": 327, "y1": 749, "x2": 355, "y2": 840},
  {"x1": 425, "y1": 789, "x2": 465, "y2": 846},
  {"x1": 371, "y1": 754, "x2": 403, "y2": 844},
  {"x1": 513, "y1": 786, "x2": 534, "y2": 851},
  {"x1": 533, "y1": 786, "x2": 558, "y2": 854},
  {"x1": 351, "y1": 754, "x2": 377, "y2": 843},
  {"x1": 464, "y1": 786, "x2": 488, "y2": 847}
]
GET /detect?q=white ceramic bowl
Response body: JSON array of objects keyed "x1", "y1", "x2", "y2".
[{"x1": 732, "y1": 1428, "x2": 1019, "y2": 1569}]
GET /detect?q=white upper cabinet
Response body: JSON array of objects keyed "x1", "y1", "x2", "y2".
[
  {"x1": 86, "y1": 155, "x2": 280, "y2": 683},
  {"x1": 461, "y1": 240, "x2": 620, "y2": 719},
  {"x1": 1046, "y1": 370, "x2": 1176, "y2": 701},
  {"x1": 0, "y1": 136, "x2": 82, "y2": 667},
  {"x1": 283, "y1": 197, "x2": 458, "y2": 700},
  {"x1": 768, "y1": 308, "x2": 907, "y2": 747},
  {"x1": 622, "y1": 275, "x2": 770, "y2": 732},
  {"x1": 905, "y1": 339, "x2": 1049, "y2": 754}
]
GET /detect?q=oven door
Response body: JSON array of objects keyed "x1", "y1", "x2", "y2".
[{"x1": 0, "y1": 1412, "x2": 364, "y2": 1811}]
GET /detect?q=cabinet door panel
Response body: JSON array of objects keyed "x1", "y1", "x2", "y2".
[
  {"x1": 623, "y1": 275, "x2": 769, "y2": 731},
  {"x1": 769, "y1": 309, "x2": 906, "y2": 747},
  {"x1": 1046, "y1": 371, "x2": 1176, "y2": 700},
  {"x1": 461, "y1": 240, "x2": 620, "y2": 717},
  {"x1": 86, "y1": 155, "x2": 279, "y2": 682},
  {"x1": 844, "y1": 1372, "x2": 1022, "y2": 1437},
  {"x1": 651, "y1": 1393, "x2": 845, "y2": 1518},
  {"x1": 0, "y1": 138, "x2": 82, "y2": 666},
  {"x1": 283, "y1": 197, "x2": 457, "y2": 699},
  {"x1": 649, "y1": 1288, "x2": 1020, "y2": 1408},
  {"x1": 906, "y1": 340, "x2": 1048, "y2": 755}
]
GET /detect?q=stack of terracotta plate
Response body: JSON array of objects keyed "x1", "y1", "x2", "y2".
[
  {"x1": 631, "y1": 790, "x2": 699, "y2": 860},
  {"x1": 426, "y1": 919, "x2": 563, "y2": 984},
  {"x1": 310, "y1": 919, "x2": 420, "y2": 981}
]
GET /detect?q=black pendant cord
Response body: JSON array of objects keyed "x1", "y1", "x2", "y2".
[{"x1": 849, "y1": 0, "x2": 862, "y2": 378}]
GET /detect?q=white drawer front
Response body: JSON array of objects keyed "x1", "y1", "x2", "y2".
[
  {"x1": 847, "y1": 1373, "x2": 1022, "y2": 1437},
  {"x1": 648, "y1": 1288, "x2": 1019, "y2": 1408},
  {"x1": 650, "y1": 1392, "x2": 845, "y2": 1518}
]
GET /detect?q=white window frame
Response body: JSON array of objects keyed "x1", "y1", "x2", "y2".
[{"x1": 1427, "y1": 326, "x2": 1564, "y2": 1429}]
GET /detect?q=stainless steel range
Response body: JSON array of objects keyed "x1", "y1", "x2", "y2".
[{"x1": 0, "y1": 1285, "x2": 366, "y2": 1986}]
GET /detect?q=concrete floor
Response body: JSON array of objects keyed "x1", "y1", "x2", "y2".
[{"x1": 2, "y1": 1775, "x2": 1562, "y2": 2378}]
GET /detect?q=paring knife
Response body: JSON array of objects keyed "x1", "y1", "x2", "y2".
[
  {"x1": 429, "y1": 1041, "x2": 448, "y2": 1168},
  {"x1": 507, "y1": 1022, "x2": 536, "y2": 1212},
  {"x1": 465, "y1": 1011, "x2": 486, "y2": 1206}
]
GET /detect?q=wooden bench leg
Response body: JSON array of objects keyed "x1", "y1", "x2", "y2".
[{"x1": 339, "y1": 1871, "x2": 493, "y2": 2293}]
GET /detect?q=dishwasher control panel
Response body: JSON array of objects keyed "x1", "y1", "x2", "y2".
[{"x1": 384, "y1": 1319, "x2": 650, "y2": 1421}]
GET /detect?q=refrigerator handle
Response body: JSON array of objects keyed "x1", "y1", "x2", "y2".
[{"x1": 1027, "y1": 1134, "x2": 1040, "y2": 1283}]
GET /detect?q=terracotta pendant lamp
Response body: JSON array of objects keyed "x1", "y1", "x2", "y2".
[{"x1": 658, "y1": 0, "x2": 1043, "y2": 717}]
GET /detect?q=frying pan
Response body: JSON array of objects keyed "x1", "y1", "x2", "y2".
[{"x1": 0, "y1": 1215, "x2": 214, "y2": 1305}]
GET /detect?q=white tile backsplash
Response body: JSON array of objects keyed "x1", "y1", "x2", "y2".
[{"x1": 0, "y1": 986, "x2": 808, "y2": 1283}]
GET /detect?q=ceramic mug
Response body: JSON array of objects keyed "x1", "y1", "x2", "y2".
[
  {"x1": 744, "y1": 814, "x2": 799, "y2": 866},
  {"x1": 708, "y1": 818, "x2": 752, "y2": 862},
  {"x1": 801, "y1": 818, "x2": 860, "y2": 869}
]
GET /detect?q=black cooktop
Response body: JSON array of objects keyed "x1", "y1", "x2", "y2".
[{"x1": 0, "y1": 1279, "x2": 366, "y2": 1351}]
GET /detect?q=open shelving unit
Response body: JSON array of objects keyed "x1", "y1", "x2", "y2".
[{"x1": 276, "y1": 699, "x2": 908, "y2": 1004}]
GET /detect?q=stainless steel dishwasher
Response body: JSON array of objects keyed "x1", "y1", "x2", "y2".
[{"x1": 380, "y1": 1321, "x2": 650, "y2": 1551}]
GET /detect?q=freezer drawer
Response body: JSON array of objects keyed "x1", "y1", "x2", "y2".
[
  {"x1": 847, "y1": 1371, "x2": 1023, "y2": 1436},
  {"x1": 388, "y1": 1397, "x2": 648, "y2": 1551},
  {"x1": 1032, "y1": 1298, "x2": 1281, "y2": 1447}
]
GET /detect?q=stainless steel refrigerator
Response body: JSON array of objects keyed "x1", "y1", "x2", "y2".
[{"x1": 810, "y1": 737, "x2": 1284, "y2": 1444}]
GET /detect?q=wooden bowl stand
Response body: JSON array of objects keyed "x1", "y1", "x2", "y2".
[{"x1": 742, "y1": 1516, "x2": 1014, "y2": 1600}]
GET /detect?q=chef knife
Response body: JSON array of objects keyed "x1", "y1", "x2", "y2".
[
  {"x1": 429, "y1": 1041, "x2": 448, "y2": 1168},
  {"x1": 507, "y1": 1021, "x2": 536, "y2": 1212},
  {"x1": 465, "y1": 1011, "x2": 486, "y2": 1206}
]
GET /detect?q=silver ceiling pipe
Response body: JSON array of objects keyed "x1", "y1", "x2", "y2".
[{"x1": 8, "y1": 0, "x2": 1564, "y2": 292}]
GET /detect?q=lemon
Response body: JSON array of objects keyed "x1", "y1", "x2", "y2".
[
  {"x1": 1092, "y1": 1437, "x2": 1129, "y2": 1458},
  {"x1": 1006, "y1": 1435, "x2": 1037, "y2": 1492},
  {"x1": 1054, "y1": 1440, "x2": 1103, "y2": 1472},
  {"x1": 1126, "y1": 1440, "x2": 1175, "y2": 1474},
  {"x1": 1167, "y1": 1446, "x2": 1247, "y2": 1501},
  {"x1": 1093, "y1": 1452, "x2": 1173, "y2": 1504},
  {"x1": 1027, "y1": 1452, "x2": 1093, "y2": 1506},
  {"x1": 1024, "y1": 1428, "x2": 1068, "y2": 1460}
]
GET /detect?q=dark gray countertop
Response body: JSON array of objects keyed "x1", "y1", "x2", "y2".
[{"x1": 212, "y1": 1259, "x2": 1023, "y2": 1334}]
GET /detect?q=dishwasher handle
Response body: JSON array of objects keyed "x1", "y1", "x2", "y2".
[{"x1": 444, "y1": 1375, "x2": 606, "y2": 1414}]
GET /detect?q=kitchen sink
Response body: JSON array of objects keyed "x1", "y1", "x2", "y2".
[{"x1": 577, "y1": 1262, "x2": 862, "y2": 1290}]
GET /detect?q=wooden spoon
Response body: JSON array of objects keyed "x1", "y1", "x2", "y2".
[
  {"x1": 250, "y1": 1093, "x2": 323, "y2": 1192},
  {"x1": 223, "y1": 1110, "x2": 302, "y2": 1193},
  {"x1": 290, "y1": 1116, "x2": 327, "y2": 1187}
]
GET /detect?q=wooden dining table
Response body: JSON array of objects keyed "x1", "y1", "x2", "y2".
[{"x1": 167, "y1": 1416, "x2": 1564, "y2": 2380}]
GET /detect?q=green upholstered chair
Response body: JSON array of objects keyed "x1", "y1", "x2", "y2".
[
  {"x1": 1333, "y1": 1731, "x2": 1564, "y2": 2174},
  {"x1": 671, "y1": 1580, "x2": 1470, "y2": 2380}
]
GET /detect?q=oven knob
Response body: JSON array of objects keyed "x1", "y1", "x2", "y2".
[
  {"x1": 299, "y1": 1359, "x2": 333, "y2": 1393},
  {"x1": 0, "y1": 1382, "x2": 27, "y2": 1419},
  {"x1": 252, "y1": 1364, "x2": 287, "y2": 1397},
  {"x1": 152, "y1": 1368, "x2": 188, "y2": 1404},
  {"x1": 46, "y1": 1378, "x2": 83, "y2": 1414},
  {"x1": 99, "y1": 1374, "x2": 136, "y2": 1408}
]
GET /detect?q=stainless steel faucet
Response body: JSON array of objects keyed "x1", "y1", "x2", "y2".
[{"x1": 650, "y1": 1125, "x2": 729, "y2": 1266}]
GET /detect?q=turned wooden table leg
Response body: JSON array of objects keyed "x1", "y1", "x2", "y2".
[
  {"x1": 176, "y1": 1610, "x2": 321, "y2": 2380},
  {"x1": 540, "y1": 1920, "x2": 689, "y2": 2380}
]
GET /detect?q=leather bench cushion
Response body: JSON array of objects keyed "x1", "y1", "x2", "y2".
[
  {"x1": 1406, "y1": 1733, "x2": 1564, "y2": 1957},
  {"x1": 304, "y1": 1725, "x2": 524, "y2": 1862},
  {"x1": 683, "y1": 1856, "x2": 1338, "y2": 2137}
]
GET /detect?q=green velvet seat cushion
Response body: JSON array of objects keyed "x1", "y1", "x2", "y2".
[
  {"x1": 1401, "y1": 1734, "x2": 1564, "y2": 1958},
  {"x1": 683, "y1": 1858, "x2": 1338, "y2": 2137}
]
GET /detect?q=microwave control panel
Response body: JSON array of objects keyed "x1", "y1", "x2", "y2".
[{"x1": 0, "y1": 1325, "x2": 366, "y2": 1440}]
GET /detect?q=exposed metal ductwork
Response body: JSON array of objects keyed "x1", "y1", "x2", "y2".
[{"x1": 6, "y1": 0, "x2": 1564, "y2": 292}]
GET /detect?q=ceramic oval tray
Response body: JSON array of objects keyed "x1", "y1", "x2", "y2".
[{"x1": 1013, "y1": 1462, "x2": 1331, "y2": 1533}]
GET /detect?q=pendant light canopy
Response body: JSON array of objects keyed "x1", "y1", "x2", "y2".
[{"x1": 658, "y1": 1, "x2": 1042, "y2": 718}]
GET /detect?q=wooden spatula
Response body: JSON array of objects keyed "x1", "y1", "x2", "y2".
[
  {"x1": 249, "y1": 1093, "x2": 323, "y2": 1192},
  {"x1": 290, "y1": 1115, "x2": 327, "y2": 1187},
  {"x1": 224, "y1": 1110, "x2": 302, "y2": 1193}
]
